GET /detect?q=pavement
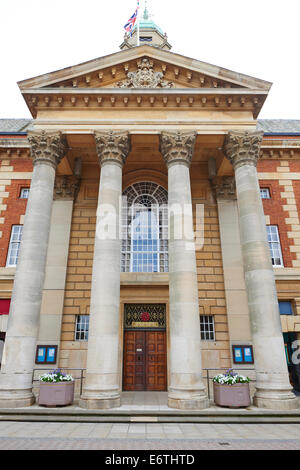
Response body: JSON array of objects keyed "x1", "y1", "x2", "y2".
[
  {"x1": 1, "y1": 392, "x2": 300, "y2": 450},
  {"x1": 0, "y1": 421, "x2": 300, "y2": 450}
]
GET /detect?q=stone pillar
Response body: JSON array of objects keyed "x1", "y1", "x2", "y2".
[
  {"x1": 213, "y1": 177, "x2": 253, "y2": 369},
  {"x1": 37, "y1": 175, "x2": 80, "y2": 362},
  {"x1": 224, "y1": 130, "x2": 298, "y2": 410},
  {"x1": 160, "y1": 131, "x2": 209, "y2": 410},
  {"x1": 0, "y1": 131, "x2": 67, "y2": 407},
  {"x1": 79, "y1": 131, "x2": 130, "y2": 409}
]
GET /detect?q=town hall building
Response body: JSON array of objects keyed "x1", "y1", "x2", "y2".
[{"x1": 0, "y1": 7, "x2": 299, "y2": 410}]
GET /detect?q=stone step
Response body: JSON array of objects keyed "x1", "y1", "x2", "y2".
[{"x1": 1, "y1": 404, "x2": 300, "y2": 424}]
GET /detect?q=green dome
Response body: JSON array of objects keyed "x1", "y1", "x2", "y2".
[{"x1": 133, "y1": 7, "x2": 164, "y2": 36}]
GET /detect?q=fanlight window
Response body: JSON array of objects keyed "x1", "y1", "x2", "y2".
[{"x1": 121, "y1": 182, "x2": 168, "y2": 273}]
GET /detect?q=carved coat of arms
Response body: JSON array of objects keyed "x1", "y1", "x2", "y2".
[{"x1": 116, "y1": 58, "x2": 174, "y2": 89}]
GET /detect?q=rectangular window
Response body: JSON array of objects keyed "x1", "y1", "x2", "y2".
[
  {"x1": 279, "y1": 301, "x2": 294, "y2": 315},
  {"x1": 260, "y1": 188, "x2": 270, "y2": 199},
  {"x1": 200, "y1": 315, "x2": 215, "y2": 341},
  {"x1": 267, "y1": 225, "x2": 284, "y2": 266},
  {"x1": 20, "y1": 188, "x2": 30, "y2": 199},
  {"x1": 75, "y1": 315, "x2": 89, "y2": 341},
  {"x1": 6, "y1": 225, "x2": 23, "y2": 267},
  {"x1": 140, "y1": 36, "x2": 152, "y2": 42}
]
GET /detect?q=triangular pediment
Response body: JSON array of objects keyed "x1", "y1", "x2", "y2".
[{"x1": 18, "y1": 45, "x2": 272, "y2": 92}]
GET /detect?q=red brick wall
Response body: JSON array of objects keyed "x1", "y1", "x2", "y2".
[
  {"x1": 0, "y1": 159, "x2": 32, "y2": 267},
  {"x1": 259, "y1": 179, "x2": 295, "y2": 267},
  {"x1": 257, "y1": 160, "x2": 280, "y2": 173},
  {"x1": 258, "y1": 160, "x2": 300, "y2": 268}
]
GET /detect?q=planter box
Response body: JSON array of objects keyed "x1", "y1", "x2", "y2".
[
  {"x1": 38, "y1": 381, "x2": 75, "y2": 407},
  {"x1": 213, "y1": 382, "x2": 251, "y2": 408}
]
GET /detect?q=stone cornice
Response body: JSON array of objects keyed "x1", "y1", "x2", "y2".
[
  {"x1": 160, "y1": 131, "x2": 197, "y2": 168},
  {"x1": 94, "y1": 131, "x2": 131, "y2": 167},
  {"x1": 18, "y1": 46, "x2": 272, "y2": 91},
  {"x1": 27, "y1": 130, "x2": 68, "y2": 169},
  {"x1": 23, "y1": 88, "x2": 267, "y2": 119},
  {"x1": 223, "y1": 130, "x2": 264, "y2": 170}
]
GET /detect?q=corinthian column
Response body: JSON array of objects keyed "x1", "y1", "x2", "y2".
[
  {"x1": 160, "y1": 131, "x2": 209, "y2": 410},
  {"x1": 224, "y1": 130, "x2": 298, "y2": 410},
  {"x1": 0, "y1": 130, "x2": 67, "y2": 407},
  {"x1": 79, "y1": 131, "x2": 130, "y2": 409}
]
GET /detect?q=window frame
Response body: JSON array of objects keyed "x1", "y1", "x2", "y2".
[
  {"x1": 75, "y1": 315, "x2": 90, "y2": 341},
  {"x1": 121, "y1": 182, "x2": 168, "y2": 274},
  {"x1": 6, "y1": 225, "x2": 23, "y2": 267},
  {"x1": 200, "y1": 315, "x2": 215, "y2": 341},
  {"x1": 278, "y1": 300, "x2": 294, "y2": 316},
  {"x1": 266, "y1": 225, "x2": 284, "y2": 267},
  {"x1": 19, "y1": 187, "x2": 30, "y2": 199},
  {"x1": 260, "y1": 187, "x2": 271, "y2": 199}
]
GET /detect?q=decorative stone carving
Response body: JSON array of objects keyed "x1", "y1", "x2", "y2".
[
  {"x1": 116, "y1": 58, "x2": 174, "y2": 89},
  {"x1": 54, "y1": 175, "x2": 81, "y2": 201},
  {"x1": 94, "y1": 131, "x2": 131, "y2": 167},
  {"x1": 27, "y1": 130, "x2": 68, "y2": 168},
  {"x1": 212, "y1": 176, "x2": 236, "y2": 200},
  {"x1": 160, "y1": 131, "x2": 197, "y2": 167},
  {"x1": 223, "y1": 130, "x2": 264, "y2": 170}
]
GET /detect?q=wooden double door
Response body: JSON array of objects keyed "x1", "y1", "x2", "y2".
[{"x1": 123, "y1": 330, "x2": 167, "y2": 391}]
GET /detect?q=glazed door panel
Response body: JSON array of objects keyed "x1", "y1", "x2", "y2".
[{"x1": 123, "y1": 331, "x2": 167, "y2": 391}]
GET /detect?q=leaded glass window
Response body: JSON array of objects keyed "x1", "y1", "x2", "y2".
[
  {"x1": 121, "y1": 182, "x2": 168, "y2": 273},
  {"x1": 124, "y1": 304, "x2": 166, "y2": 329}
]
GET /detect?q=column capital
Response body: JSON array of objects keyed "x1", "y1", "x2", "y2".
[
  {"x1": 160, "y1": 131, "x2": 197, "y2": 168},
  {"x1": 94, "y1": 131, "x2": 131, "y2": 167},
  {"x1": 223, "y1": 130, "x2": 264, "y2": 170},
  {"x1": 27, "y1": 130, "x2": 68, "y2": 169}
]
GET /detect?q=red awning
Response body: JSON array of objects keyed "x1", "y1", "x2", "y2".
[{"x1": 0, "y1": 300, "x2": 11, "y2": 315}]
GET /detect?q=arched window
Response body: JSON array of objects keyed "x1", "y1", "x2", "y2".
[{"x1": 121, "y1": 182, "x2": 168, "y2": 273}]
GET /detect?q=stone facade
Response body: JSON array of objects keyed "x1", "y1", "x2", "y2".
[{"x1": 0, "y1": 35, "x2": 299, "y2": 410}]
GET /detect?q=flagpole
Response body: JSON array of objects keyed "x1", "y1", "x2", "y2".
[{"x1": 137, "y1": 1, "x2": 140, "y2": 46}]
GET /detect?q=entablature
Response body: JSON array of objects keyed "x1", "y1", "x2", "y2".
[{"x1": 22, "y1": 87, "x2": 268, "y2": 119}]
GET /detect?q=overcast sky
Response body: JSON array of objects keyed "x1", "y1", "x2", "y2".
[{"x1": 1, "y1": 0, "x2": 299, "y2": 120}]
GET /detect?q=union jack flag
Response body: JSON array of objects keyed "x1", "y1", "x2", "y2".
[{"x1": 124, "y1": 0, "x2": 140, "y2": 36}]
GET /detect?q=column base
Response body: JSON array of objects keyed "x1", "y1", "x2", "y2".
[
  {"x1": 253, "y1": 389, "x2": 299, "y2": 410},
  {"x1": 79, "y1": 396, "x2": 121, "y2": 410},
  {"x1": 168, "y1": 397, "x2": 209, "y2": 410},
  {"x1": 168, "y1": 388, "x2": 209, "y2": 410},
  {"x1": 0, "y1": 391, "x2": 35, "y2": 408}
]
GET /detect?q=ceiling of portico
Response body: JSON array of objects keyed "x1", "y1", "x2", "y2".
[{"x1": 60, "y1": 132, "x2": 232, "y2": 178}]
